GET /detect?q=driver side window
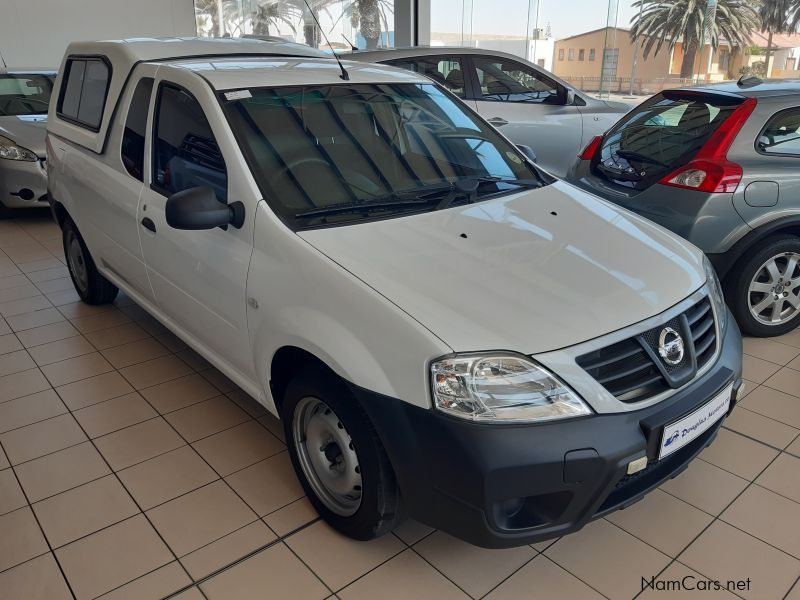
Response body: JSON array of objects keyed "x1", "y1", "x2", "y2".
[
  {"x1": 473, "y1": 57, "x2": 561, "y2": 104},
  {"x1": 386, "y1": 56, "x2": 467, "y2": 98},
  {"x1": 152, "y1": 83, "x2": 227, "y2": 202}
]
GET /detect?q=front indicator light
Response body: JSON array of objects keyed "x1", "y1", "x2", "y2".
[{"x1": 431, "y1": 354, "x2": 592, "y2": 423}]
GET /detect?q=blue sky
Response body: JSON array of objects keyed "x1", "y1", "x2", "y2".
[{"x1": 430, "y1": 0, "x2": 640, "y2": 40}]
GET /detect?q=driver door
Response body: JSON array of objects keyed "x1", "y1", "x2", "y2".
[
  {"x1": 469, "y1": 56, "x2": 583, "y2": 177},
  {"x1": 137, "y1": 70, "x2": 256, "y2": 381}
]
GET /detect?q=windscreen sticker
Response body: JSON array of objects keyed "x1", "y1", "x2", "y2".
[
  {"x1": 224, "y1": 90, "x2": 252, "y2": 101},
  {"x1": 506, "y1": 151, "x2": 522, "y2": 164}
]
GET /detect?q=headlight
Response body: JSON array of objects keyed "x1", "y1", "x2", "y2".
[
  {"x1": 0, "y1": 136, "x2": 37, "y2": 161},
  {"x1": 703, "y1": 255, "x2": 727, "y2": 332},
  {"x1": 431, "y1": 354, "x2": 592, "y2": 423}
]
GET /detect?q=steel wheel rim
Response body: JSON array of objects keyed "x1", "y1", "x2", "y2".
[
  {"x1": 292, "y1": 397, "x2": 362, "y2": 516},
  {"x1": 66, "y1": 231, "x2": 88, "y2": 294},
  {"x1": 748, "y1": 252, "x2": 800, "y2": 326}
]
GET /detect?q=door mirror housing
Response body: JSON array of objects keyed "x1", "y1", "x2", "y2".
[
  {"x1": 165, "y1": 186, "x2": 244, "y2": 231},
  {"x1": 565, "y1": 89, "x2": 576, "y2": 106},
  {"x1": 516, "y1": 144, "x2": 537, "y2": 164}
]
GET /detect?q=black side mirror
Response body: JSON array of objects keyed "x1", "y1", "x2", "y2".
[
  {"x1": 516, "y1": 144, "x2": 537, "y2": 164},
  {"x1": 165, "y1": 186, "x2": 245, "y2": 231}
]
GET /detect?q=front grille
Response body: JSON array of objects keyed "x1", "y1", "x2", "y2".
[{"x1": 577, "y1": 297, "x2": 717, "y2": 404}]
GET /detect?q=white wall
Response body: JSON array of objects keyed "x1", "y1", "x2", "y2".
[{"x1": 0, "y1": 0, "x2": 196, "y2": 69}]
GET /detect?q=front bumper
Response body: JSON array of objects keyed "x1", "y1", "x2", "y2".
[
  {"x1": 0, "y1": 157, "x2": 48, "y2": 209},
  {"x1": 353, "y1": 315, "x2": 742, "y2": 548}
]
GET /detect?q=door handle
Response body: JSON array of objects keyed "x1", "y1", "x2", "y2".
[
  {"x1": 141, "y1": 217, "x2": 156, "y2": 233},
  {"x1": 487, "y1": 117, "x2": 509, "y2": 126}
]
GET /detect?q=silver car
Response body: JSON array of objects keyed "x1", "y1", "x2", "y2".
[
  {"x1": 348, "y1": 47, "x2": 630, "y2": 177},
  {"x1": 0, "y1": 70, "x2": 54, "y2": 218},
  {"x1": 567, "y1": 78, "x2": 800, "y2": 337}
]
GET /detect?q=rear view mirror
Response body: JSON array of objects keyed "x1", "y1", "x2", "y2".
[
  {"x1": 165, "y1": 186, "x2": 244, "y2": 231},
  {"x1": 566, "y1": 89, "x2": 576, "y2": 105},
  {"x1": 516, "y1": 144, "x2": 538, "y2": 164}
]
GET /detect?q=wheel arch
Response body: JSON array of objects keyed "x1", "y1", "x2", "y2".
[{"x1": 269, "y1": 345, "x2": 342, "y2": 417}]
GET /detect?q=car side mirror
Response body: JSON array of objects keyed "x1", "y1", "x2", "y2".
[
  {"x1": 516, "y1": 144, "x2": 537, "y2": 164},
  {"x1": 165, "y1": 186, "x2": 245, "y2": 231},
  {"x1": 565, "y1": 89, "x2": 576, "y2": 106}
]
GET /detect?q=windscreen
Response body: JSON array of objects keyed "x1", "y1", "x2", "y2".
[
  {"x1": 222, "y1": 83, "x2": 546, "y2": 228},
  {"x1": 0, "y1": 74, "x2": 54, "y2": 116},
  {"x1": 592, "y1": 91, "x2": 745, "y2": 191}
]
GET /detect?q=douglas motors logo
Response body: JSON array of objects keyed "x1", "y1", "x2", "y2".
[{"x1": 642, "y1": 575, "x2": 751, "y2": 593}]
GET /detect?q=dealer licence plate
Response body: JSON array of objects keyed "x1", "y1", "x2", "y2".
[{"x1": 658, "y1": 383, "x2": 733, "y2": 460}]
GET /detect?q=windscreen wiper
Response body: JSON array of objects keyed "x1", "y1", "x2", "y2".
[{"x1": 435, "y1": 176, "x2": 543, "y2": 210}]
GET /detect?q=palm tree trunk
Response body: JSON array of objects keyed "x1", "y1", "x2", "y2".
[
  {"x1": 216, "y1": 0, "x2": 225, "y2": 37},
  {"x1": 359, "y1": 0, "x2": 381, "y2": 49},
  {"x1": 764, "y1": 31, "x2": 773, "y2": 77},
  {"x1": 680, "y1": 37, "x2": 700, "y2": 79}
]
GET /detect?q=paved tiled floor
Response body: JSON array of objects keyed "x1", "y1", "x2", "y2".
[{"x1": 1, "y1": 213, "x2": 799, "y2": 600}]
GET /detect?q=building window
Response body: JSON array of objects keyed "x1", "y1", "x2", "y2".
[
  {"x1": 589, "y1": 48, "x2": 596, "y2": 61},
  {"x1": 578, "y1": 49, "x2": 585, "y2": 61},
  {"x1": 558, "y1": 49, "x2": 565, "y2": 61},
  {"x1": 718, "y1": 49, "x2": 730, "y2": 73},
  {"x1": 568, "y1": 49, "x2": 575, "y2": 61}
]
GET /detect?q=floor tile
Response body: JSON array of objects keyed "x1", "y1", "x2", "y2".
[
  {"x1": 55, "y1": 514, "x2": 173, "y2": 600},
  {"x1": 192, "y1": 420, "x2": 284, "y2": 476},
  {"x1": 639, "y1": 561, "x2": 739, "y2": 599},
  {"x1": 764, "y1": 367, "x2": 800, "y2": 399},
  {"x1": 154, "y1": 331, "x2": 189, "y2": 353},
  {"x1": 227, "y1": 388, "x2": 269, "y2": 418},
  {"x1": 6, "y1": 308, "x2": 64, "y2": 332},
  {"x1": 57, "y1": 301, "x2": 116, "y2": 320},
  {"x1": 0, "y1": 318, "x2": 10, "y2": 336},
  {"x1": 0, "y1": 368, "x2": 50, "y2": 403},
  {"x1": 28, "y1": 335, "x2": 95, "y2": 366},
  {"x1": 0, "y1": 506, "x2": 49, "y2": 571},
  {"x1": 16, "y1": 320, "x2": 79, "y2": 347},
  {"x1": 95, "y1": 417, "x2": 185, "y2": 471},
  {"x1": 69, "y1": 310, "x2": 131, "y2": 334},
  {"x1": 175, "y1": 347, "x2": 212, "y2": 371},
  {"x1": 72, "y1": 392, "x2": 157, "y2": 438},
  {"x1": 41, "y1": 352, "x2": 113, "y2": 387},
  {"x1": 742, "y1": 385, "x2": 800, "y2": 429},
  {"x1": 485, "y1": 554, "x2": 602, "y2": 600},
  {"x1": 339, "y1": 549, "x2": 469, "y2": 600},
  {"x1": 46, "y1": 289, "x2": 82, "y2": 307},
  {"x1": 200, "y1": 367, "x2": 239, "y2": 393},
  {"x1": 545, "y1": 519, "x2": 670, "y2": 600},
  {"x1": 756, "y1": 453, "x2": 800, "y2": 503},
  {"x1": 259, "y1": 412, "x2": 286, "y2": 443},
  {"x1": 180, "y1": 520, "x2": 276, "y2": 579},
  {"x1": 120, "y1": 354, "x2": 193, "y2": 389},
  {"x1": 0, "y1": 446, "x2": 8, "y2": 469},
  {"x1": 117, "y1": 445, "x2": 217, "y2": 510},
  {"x1": 0, "y1": 281, "x2": 41, "y2": 303},
  {"x1": 744, "y1": 333, "x2": 800, "y2": 364},
  {"x1": 0, "y1": 348, "x2": 35, "y2": 376},
  {"x1": 742, "y1": 354, "x2": 783, "y2": 384},
  {"x1": 0, "y1": 332, "x2": 23, "y2": 354},
  {"x1": 393, "y1": 519, "x2": 435, "y2": 546},
  {"x1": 96, "y1": 561, "x2": 190, "y2": 600},
  {"x1": 0, "y1": 413, "x2": 86, "y2": 465},
  {"x1": 17, "y1": 258, "x2": 63, "y2": 273},
  {"x1": 606, "y1": 489, "x2": 713, "y2": 557},
  {"x1": 0, "y1": 467, "x2": 27, "y2": 515},
  {"x1": 0, "y1": 274, "x2": 29, "y2": 291},
  {"x1": 680, "y1": 520, "x2": 800, "y2": 600},
  {"x1": 34, "y1": 277, "x2": 76, "y2": 294},
  {"x1": 83, "y1": 322, "x2": 151, "y2": 351},
  {"x1": 32, "y1": 475, "x2": 139, "y2": 548},
  {"x1": 0, "y1": 552, "x2": 72, "y2": 600},
  {"x1": 14, "y1": 442, "x2": 110, "y2": 503},
  {"x1": 55, "y1": 371, "x2": 135, "y2": 411},
  {"x1": 724, "y1": 406, "x2": 800, "y2": 449},
  {"x1": 263, "y1": 497, "x2": 319, "y2": 537},
  {"x1": 225, "y1": 452, "x2": 304, "y2": 516},
  {"x1": 660, "y1": 458, "x2": 750, "y2": 515},
  {"x1": 140, "y1": 373, "x2": 221, "y2": 414},
  {"x1": 700, "y1": 429, "x2": 779, "y2": 480},
  {"x1": 0, "y1": 389, "x2": 66, "y2": 433},
  {"x1": 146, "y1": 480, "x2": 258, "y2": 557},
  {"x1": 101, "y1": 338, "x2": 170, "y2": 369},
  {"x1": 414, "y1": 530, "x2": 537, "y2": 598},
  {"x1": 789, "y1": 436, "x2": 800, "y2": 457},
  {"x1": 165, "y1": 395, "x2": 249, "y2": 442},
  {"x1": 287, "y1": 520, "x2": 405, "y2": 591},
  {"x1": 26, "y1": 266, "x2": 69, "y2": 283},
  {"x1": 0, "y1": 295, "x2": 52, "y2": 318},
  {"x1": 721, "y1": 484, "x2": 800, "y2": 558},
  {"x1": 788, "y1": 580, "x2": 800, "y2": 600},
  {"x1": 200, "y1": 542, "x2": 329, "y2": 600}
]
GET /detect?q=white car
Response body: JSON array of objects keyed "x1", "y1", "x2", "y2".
[{"x1": 47, "y1": 38, "x2": 742, "y2": 548}]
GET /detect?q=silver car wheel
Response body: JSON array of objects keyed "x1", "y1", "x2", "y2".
[
  {"x1": 748, "y1": 252, "x2": 800, "y2": 326},
  {"x1": 66, "y1": 231, "x2": 89, "y2": 294},
  {"x1": 292, "y1": 396, "x2": 362, "y2": 516}
]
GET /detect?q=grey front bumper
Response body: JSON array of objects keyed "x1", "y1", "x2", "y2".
[{"x1": 0, "y1": 158, "x2": 48, "y2": 208}]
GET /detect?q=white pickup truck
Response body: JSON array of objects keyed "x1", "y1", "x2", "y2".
[{"x1": 46, "y1": 38, "x2": 742, "y2": 548}]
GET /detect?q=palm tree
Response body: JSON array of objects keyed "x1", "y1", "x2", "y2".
[
  {"x1": 252, "y1": 1, "x2": 299, "y2": 37},
  {"x1": 630, "y1": 0, "x2": 759, "y2": 79},
  {"x1": 761, "y1": 0, "x2": 795, "y2": 76}
]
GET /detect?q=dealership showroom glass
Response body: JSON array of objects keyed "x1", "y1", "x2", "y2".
[{"x1": 0, "y1": 1, "x2": 799, "y2": 599}]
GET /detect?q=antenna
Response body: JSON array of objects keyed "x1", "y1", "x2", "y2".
[
  {"x1": 0, "y1": 50, "x2": 8, "y2": 70},
  {"x1": 342, "y1": 33, "x2": 357, "y2": 52},
  {"x1": 302, "y1": 0, "x2": 349, "y2": 81}
]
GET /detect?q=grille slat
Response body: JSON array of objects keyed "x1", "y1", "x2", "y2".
[{"x1": 577, "y1": 297, "x2": 717, "y2": 404}]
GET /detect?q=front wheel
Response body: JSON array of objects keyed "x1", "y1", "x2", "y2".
[
  {"x1": 282, "y1": 367, "x2": 403, "y2": 540},
  {"x1": 62, "y1": 218, "x2": 119, "y2": 305},
  {"x1": 728, "y1": 234, "x2": 800, "y2": 337}
]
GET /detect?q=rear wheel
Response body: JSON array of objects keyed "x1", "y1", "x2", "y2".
[
  {"x1": 282, "y1": 366, "x2": 403, "y2": 540},
  {"x1": 728, "y1": 235, "x2": 800, "y2": 337},
  {"x1": 62, "y1": 218, "x2": 119, "y2": 305}
]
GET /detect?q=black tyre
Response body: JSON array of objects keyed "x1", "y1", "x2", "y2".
[
  {"x1": 62, "y1": 218, "x2": 119, "y2": 305},
  {"x1": 727, "y1": 234, "x2": 800, "y2": 337},
  {"x1": 281, "y1": 366, "x2": 403, "y2": 540}
]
